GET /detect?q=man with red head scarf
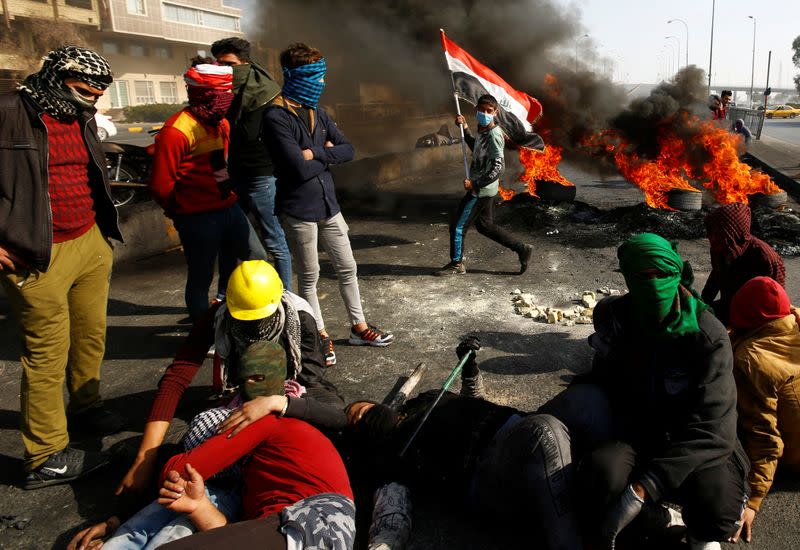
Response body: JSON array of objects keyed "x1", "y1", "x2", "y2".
[
  {"x1": 701, "y1": 202, "x2": 785, "y2": 323},
  {"x1": 728, "y1": 276, "x2": 800, "y2": 544},
  {"x1": 149, "y1": 61, "x2": 266, "y2": 322}
]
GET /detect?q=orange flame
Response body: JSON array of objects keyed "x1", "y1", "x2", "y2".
[
  {"x1": 498, "y1": 74, "x2": 575, "y2": 201},
  {"x1": 694, "y1": 119, "x2": 780, "y2": 203},
  {"x1": 583, "y1": 114, "x2": 781, "y2": 210}
]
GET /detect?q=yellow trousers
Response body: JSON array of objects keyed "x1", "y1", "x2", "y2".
[{"x1": 1, "y1": 224, "x2": 113, "y2": 470}]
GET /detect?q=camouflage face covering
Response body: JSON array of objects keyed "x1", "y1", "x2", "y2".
[
  {"x1": 237, "y1": 340, "x2": 287, "y2": 401},
  {"x1": 18, "y1": 45, "x2": 113, "y2": 119}
]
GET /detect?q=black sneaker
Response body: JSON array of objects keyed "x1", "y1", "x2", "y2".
[
  {"x1": 434, "y1": 261, "x2": 466, "y2": 276},
  {"x1": 518, "y1": 244, "x2": 533, "y2": 274},
  {"x1": 24, "y1": 447, "x2": 109, "y2": 490},
  {"x1": 68, "y1": 405, "x2": 125, "y2": 436},
  {"x1": 321, "y1": 336, "x2": 336, "y2": 366}
]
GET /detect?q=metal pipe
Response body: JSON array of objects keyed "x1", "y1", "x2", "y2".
[{"x1": 398, "y1": 350, "x2": 475, "y2": 457}]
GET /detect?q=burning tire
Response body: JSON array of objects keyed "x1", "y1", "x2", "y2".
[
  {"x1": 750, "y1": 191, "x2": 787, "y2": 208},
  {"x1": 666, "y1": 189, "x2": 702, "y2": 211},
  {"x1": 535, "y1": 180, "x2": 576, "y2": 202}
]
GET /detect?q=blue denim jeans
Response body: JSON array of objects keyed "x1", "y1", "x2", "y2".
[
  {"x1": 235, "y1": 175, "x2": 293, "y2": 291},
  {"x1": 173, "y1": 204, "x2": 266, "y2": 322},
  {"x1": 103, "y1": 485, "x2": 240, "y2": 550}
]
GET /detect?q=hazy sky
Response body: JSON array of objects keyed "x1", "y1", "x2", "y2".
[
  {"x1": 228, "y1": 0, "x2": 798, "y2": 88},
  {"x1": 560, "y1": 0, "x2": 798, "y2": 87}
]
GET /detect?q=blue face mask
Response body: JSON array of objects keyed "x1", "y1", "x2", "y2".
[{"x1": 476, "y1": 111, "x2": 494, "y2": 127}]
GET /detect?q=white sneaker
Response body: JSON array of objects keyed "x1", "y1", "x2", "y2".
[{"x1": 688, "y1": 536, "x2": 721, "y2": 550}]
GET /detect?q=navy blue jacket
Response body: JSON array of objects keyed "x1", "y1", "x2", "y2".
[{"x1": 261, "y1": 98, "x2": 354, "y2": 221}]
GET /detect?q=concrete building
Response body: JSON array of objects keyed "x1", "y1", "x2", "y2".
[
  {"x1": 93, "y1": 0, "x2": 243, "y2": 112},
  {"x1": 0, "y1": 0, "x2": 243, "y2": 114}
]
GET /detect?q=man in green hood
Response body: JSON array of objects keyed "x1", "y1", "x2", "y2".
[
  {"x1": 212, "y1": 38, "x2": 293, "y2": 294},
  {"x1": 521, "y1": 234, "x2": 749, "y2": 550}
]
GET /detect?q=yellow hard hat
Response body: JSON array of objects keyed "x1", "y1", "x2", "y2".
[{"x1": 226, "y1": 260, "x2": 284, "y2": 321}]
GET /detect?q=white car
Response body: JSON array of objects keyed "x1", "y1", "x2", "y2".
[{"x1": 94, "y1": 113, "x2": 117, "y2": 141}]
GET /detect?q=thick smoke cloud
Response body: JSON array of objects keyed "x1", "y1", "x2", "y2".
[
  {"x1": 611, "y1": 66, "x2": 708, "y2": 156},
  {"x1": 255, "y1": 1, "x2": 624, "y2": 138},
  {"x1": 253, "y1": 0, "x2": 707, "y2": 166}
]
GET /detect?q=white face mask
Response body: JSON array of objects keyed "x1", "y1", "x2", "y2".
[{"x1": 66, "y1": 84, "x2": 99, "y2": 109}]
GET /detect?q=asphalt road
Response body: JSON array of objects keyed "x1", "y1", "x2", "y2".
[
  {"x1": 1, "y1": 159, "x2": 799, "y2": 549},
  {"x1": 761, "y1": 118, "x2": 800, "y2": 146}
]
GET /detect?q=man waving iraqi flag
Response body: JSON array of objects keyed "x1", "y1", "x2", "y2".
[{"x1": 440, "y1": 29, "x2": 545, "y2": 151}]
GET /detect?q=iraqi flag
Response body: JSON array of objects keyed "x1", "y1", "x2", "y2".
[{"x1": 441, "y1": 29, "x2": 544, "y2": 151}]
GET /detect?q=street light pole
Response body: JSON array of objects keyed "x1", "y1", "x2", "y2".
[
  {"x1": 708, "y1": 0, "x2": 716, "y2": 96},
  {"x1": 665, "y1": 36, "x2": 681, "y2": 73},
  {"x1": 664, "y1": 44, "x2": 676, "y2": 77},
  {"x1": 667, "y1": 18, "x2": 689, "y2": 67},
  {"x1": 748, "y1": 16, "x2": 756, "y2": 108},
  {"x1": 575, "y1": 34, "x2": 589, "y2": 73}
]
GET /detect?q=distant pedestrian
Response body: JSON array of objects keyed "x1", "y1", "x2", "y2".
[
  {"x1": 709, "y1": 95, "x2": 725, "y2": 121},
  {"x1": 149, "y1": 60, "x2": 266, "y2": 322},
  {"x1": 1, "y1": 45, "x2": 123, "y2": 489},
  {"x1": 734, "y1": 119, "x2": 752, "y2": 146},
  {"x1": 435, "y1": 94, "x2": 533, "y2": 276},
  {"x1": 261, "y1": 42, "x2": 394, "y2": 365},
  {"x1": 211, "y1": 37, "x2": 293, "y2": 291}
]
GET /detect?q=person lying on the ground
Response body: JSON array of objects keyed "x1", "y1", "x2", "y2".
[
  {"x1": 70, "y1": 341, "x2": 347, "y2": 549},
  {"x1": 152, "y1": 347, "x2": 354, "y2": 550},
  {"x1": 701, "y1": 202, "x2": 785, "y2": 324},
  {"x1": 117, "y1": 260, "x2": 345, "y2": 497},
  {"x1": 542, "y1": 233, "x2": 748, "y2": 550},
  {"x1": 727, "y1": 276, "x2": 800, "y2": 544},
  {"x1": 343, "y1": 336, "x2": 588, "y2": 550}
]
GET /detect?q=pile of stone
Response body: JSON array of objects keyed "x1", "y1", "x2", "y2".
[{"x1": 511, "y1": 287, "x2": 622, "y2": 326}]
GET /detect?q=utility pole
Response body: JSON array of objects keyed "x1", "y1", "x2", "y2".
[
  {"x1": 708, "y1": 0, "x2": 716, "y2": 96},
  {"x1": 748, "y1": 16, "x2": 756, "y2": 107},
  {"x1": 763, "y1": 50, "x2": 772, "y2": 112}
]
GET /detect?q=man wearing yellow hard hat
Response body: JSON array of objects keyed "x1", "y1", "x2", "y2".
[{"x1": 116, "y1": 260, "x2": 345, "y2": 496}]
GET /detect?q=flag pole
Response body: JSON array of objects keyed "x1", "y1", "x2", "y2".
[{"x1": 441, "y1": 29, "x2": 470, "y2": 179}]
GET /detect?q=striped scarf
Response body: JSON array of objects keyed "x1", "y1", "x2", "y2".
[{"x1": 282, "y1": 59, "x2": 326, "y2": 108}]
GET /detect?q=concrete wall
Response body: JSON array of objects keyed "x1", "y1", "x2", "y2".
[
  {"x1": 4, "y1": 0, "x2": 101, "y2": 26},
  {"x1": 113, "y1": 201, "x2": 181, "y2": 263}
]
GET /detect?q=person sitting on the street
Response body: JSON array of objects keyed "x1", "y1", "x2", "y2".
[
  {"x1": 152, "y1": 341, "x2": 354, "y2": 550},
  {"x1": 148, "y1": 59, "x2": 266, "y2": 323},
  {"x1": 525, "y1": 233, "x2": 748, "y2": 550},
  {"x1": 435, "y1": 94, "x2": 533, "y2": 276},
  {"x1": 343, "y1": 336, "x2": 586, "y2": 550},
  {"x1": 116, "y1": 260, "x2": 345, "y2": 498},
  {"x1": 261, "y1": 42, "x2": 394, "y2": 364},
  {"x1": 733, "y1": 118, "x2": 752, "y2": 146},
  {"x1": 701, "y1": 202, "x2": 785, "y2": 324},
  {"x1": 69, "y1": 341, "x2": 288, "y2": 550},
  {"x1": 1, "y1": 45, "x2": 124, "y2": 490},
  {"x1": 727, "y1": 276, "x2": 800, "y2": 544}
]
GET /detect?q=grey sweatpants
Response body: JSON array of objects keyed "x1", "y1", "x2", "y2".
[{"x1": 281, "y1": 212, "x2": 365, "y2": 329}]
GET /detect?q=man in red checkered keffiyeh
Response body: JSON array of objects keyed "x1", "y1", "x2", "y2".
[{"x1": 702, "y1": 202, "x2": 785, "y2": 323}]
